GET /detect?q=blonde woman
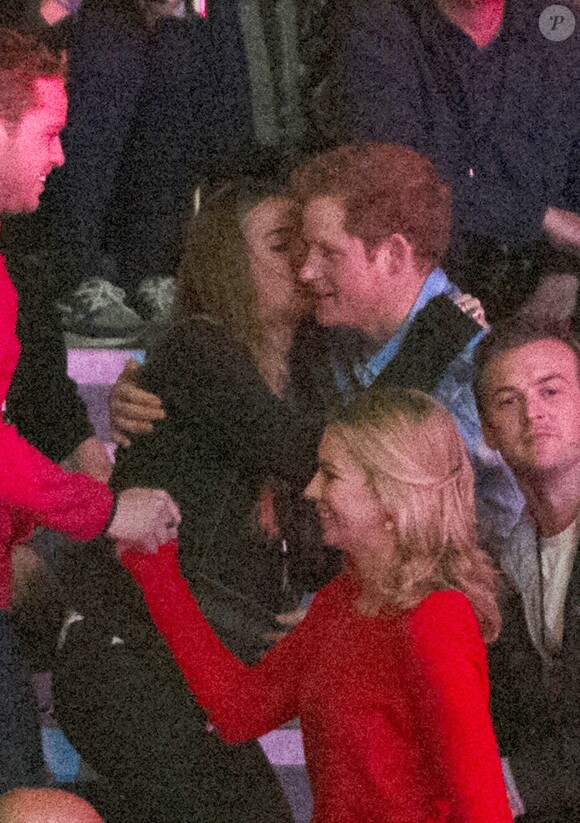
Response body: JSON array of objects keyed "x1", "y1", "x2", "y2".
[{"x1": 122, "y1": 388, "x2": 512, "y2": 823}]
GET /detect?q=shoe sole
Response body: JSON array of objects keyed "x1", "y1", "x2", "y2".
[{"x1": 64, "y1": 331, "x2": 144, "y2": 350}]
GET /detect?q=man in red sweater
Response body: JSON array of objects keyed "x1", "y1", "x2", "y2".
[{"x1": 0, "y1": 28, "x2": 181, "y2": 792}]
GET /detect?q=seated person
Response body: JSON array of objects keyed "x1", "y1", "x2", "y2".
[
  {"x1": 0, "y1": 788, "x2": 103, "y2": 823},
  {"x1": 124, "y1": 387, "x2": 513, "y2": 823},
  {"x1": 52, "y1": 165, "x2": 329, "y2": 823},
  {"x1": 474, "y1": 316, "x2": 580, "y2": 821},
  {"x1": 328, "y1": 0, "x2": 580, "y2": 321},
  {"x1": 112, "y1": 143, "x2": 523, "y2": 542}
]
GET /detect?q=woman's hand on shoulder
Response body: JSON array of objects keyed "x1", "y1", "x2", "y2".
[{"x1": 453, "y1": 293, "x2": 489, "y2": 329}]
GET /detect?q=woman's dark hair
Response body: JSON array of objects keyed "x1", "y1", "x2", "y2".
[{"x1": 173, "y1": 148, "x2": 302, "y2": 358}]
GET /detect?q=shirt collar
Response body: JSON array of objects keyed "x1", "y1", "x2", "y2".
[{"x1": 331, "y1": 267, "x2": 461, "y2": 391}]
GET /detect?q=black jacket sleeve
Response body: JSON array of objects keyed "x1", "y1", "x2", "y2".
[
  {"x1": 141, "y1": 320, "x2": 323, "y2": 483},
  {"x1": 5, "y1": 254, "x2": 94, "y2": 462}
]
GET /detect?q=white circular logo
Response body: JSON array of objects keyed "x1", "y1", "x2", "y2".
[{"x1": 539, "y1": 4, "x2": 576, "y2": 40}]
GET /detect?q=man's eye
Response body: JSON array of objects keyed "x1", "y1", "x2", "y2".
[
  {"x1": 540, "y1": 387, "x2": 559, "y2": 398},
  {"x1": 319, "y1": 247, "x2": 335, "y2": 260},
  {"x1": 497, "y1": 397, "x2": 517, "y2": 408}
]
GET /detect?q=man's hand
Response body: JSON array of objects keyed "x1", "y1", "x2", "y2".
[
  {"x1": 543, "y1": 206, "x2": 580, "y2": 256},
  {"x1": 109, "y1": 360, "x2": 165, "y2": 448},
  {"x1": 61, "y1": 436, "x2": 113, "y2": 483},
  {"x1": 107, "y1": 488, "x2": 181, "y2": 552}
]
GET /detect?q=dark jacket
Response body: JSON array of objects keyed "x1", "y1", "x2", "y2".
[{"x1": 489, "y1": 536, "x2": 580, "y2": 820}]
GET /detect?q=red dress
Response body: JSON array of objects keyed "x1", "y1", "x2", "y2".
[
  {"x1": 124, "y1": 542, "x2": 513, "y2": 823},
  {"x1": 0, "y1": 256, "x2": 113, "y2": 608}
]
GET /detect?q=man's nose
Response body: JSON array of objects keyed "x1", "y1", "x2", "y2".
[
  {"x1": 51, "y1": 137, "x2": 65, "y2": 169},
  {"x1": 304, "y1": 472, "x2": 321, "y2": 501},
  {"x1": 298, "y1": 249, "x2": 320, "y2": 283},
  {"x1": 523, "y1": 394, "x2": 545, "y2": 423}
]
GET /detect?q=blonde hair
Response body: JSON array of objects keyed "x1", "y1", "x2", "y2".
[{"x1": 330, "y1": 389, "x2": 500, "y2": 642}]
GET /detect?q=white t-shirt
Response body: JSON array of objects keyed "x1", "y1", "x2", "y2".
[{"x1": 521, "y1": 516, "x2": 580, "y2": 657}]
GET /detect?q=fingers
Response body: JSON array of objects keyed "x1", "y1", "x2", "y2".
[
  {"x1": 110, "y1": 391, "x2": 165, "y2": 421},
  {"x1": 116, "y1": 385, "x2": 164, "y2": 414},
  {"x1": 111, "y1": 415, "x2": 157, "y2": 436},
  {"x1": 166, "y1": 496, "x2": 182, "y2": 528},
  {"x1": 111, "y1": 429, "x2": 132, "y2": 449},
  {"x1": 109, "y1": 359, "x2": 165, "y2": 438},
  {"x1": 454, "y1": 293, "x2": 478, "y2": 313},
  {"x1": 150, "y1": 491, "x2": 181, "y2": 548},
  {"x1": 107, "y1": 487, "x2": 181, "y2": 549},
  {"x1": 275, "y1": 608, "x2": 308, "y2": 627},
  {"x1": 453, "y1": 293, "x2": 489, "y2": 328}
]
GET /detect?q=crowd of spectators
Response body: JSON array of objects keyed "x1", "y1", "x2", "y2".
[{"x1": 0, "y1": 2, "x2": 579, "y2": 822}]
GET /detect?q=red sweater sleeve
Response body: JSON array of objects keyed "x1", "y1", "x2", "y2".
[
  {"x1": 407, "y1": 592, "x2": 513, "y2": 823},
  {"x1": 0, "y1": 420, "x2": 113, "y2": 540},
  {"x1": 123, "y1": 541, "x2": 304, "y2": 742},
  {"x1": 0, "y1": 256, "x2": 112, "y2": 539}
]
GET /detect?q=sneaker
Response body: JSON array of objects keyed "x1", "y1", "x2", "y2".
[
  {"x1": 59, "y1": 277, "x2": 145, "y2": 347},
  {"x1": 133, "y1": 277, "x2": 176, "y2": 326}
]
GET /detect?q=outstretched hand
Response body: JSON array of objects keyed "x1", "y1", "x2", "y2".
[{"x1": 107, "y1": 488, "x2": 181, "y2": 553}]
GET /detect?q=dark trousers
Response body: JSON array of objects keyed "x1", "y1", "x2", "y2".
[
  {"x1": 53, "y1": 615, "x2": 292, "y2": 823},
  {"x1": 0, "y1": 611, "x2": 45, "y2": 792},
  {"x1": 9, "y1": 0, "x2": 254, "y2": 297}
]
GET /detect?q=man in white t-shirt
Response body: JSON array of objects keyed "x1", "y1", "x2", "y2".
[{"x1": 474, "y1": 316, "x2": 580, "y2": 822}]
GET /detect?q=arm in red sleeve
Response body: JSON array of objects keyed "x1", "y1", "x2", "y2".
[
  {"x1": 0, "y1": 259, "x2": 112, "y2": 540},
  {"x1": 408, "y1": 591, "x2": 513, "y2": 823},
  {"x1": 0, "y1": 419, "x2": 113, "y2": 540},
  {"x1": 9, "y1": 506, "x2": 36, "y2": 548},
  {"x1": 123, "y1": 542, "x2": 305, "y2": 742}
]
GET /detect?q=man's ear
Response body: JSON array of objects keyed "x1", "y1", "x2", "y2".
[{"x1": 371, "y1": 233, "x2": 414, "y2": 271}]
